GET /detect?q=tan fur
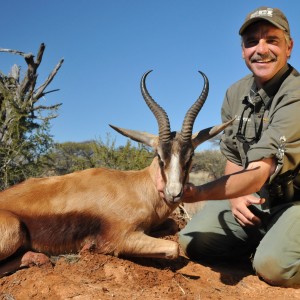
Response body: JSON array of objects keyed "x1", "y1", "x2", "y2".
[
  {"x1": 0, "y1": 71, "x2": 233, "y2": 275},
  {"x1": 0, "y1": 211, "x2": 25, "y2": 261},
  {"x1": 0, "y1": 157, "x2": 180, "y2": 275}
]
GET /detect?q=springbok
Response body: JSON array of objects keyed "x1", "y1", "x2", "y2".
[{"x1": 0, "y1": 70, "x2": 232, "y2": 275}]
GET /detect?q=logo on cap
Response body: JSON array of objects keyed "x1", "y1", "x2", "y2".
[{"x1": 250, "y1": 8, "x2": 273, "y2": 19}]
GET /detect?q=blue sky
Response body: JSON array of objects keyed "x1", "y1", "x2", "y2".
[{"x1": 1, "y1": 1, "x2": 299, "y2": 150}]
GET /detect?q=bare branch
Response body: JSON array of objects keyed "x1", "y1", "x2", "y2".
[
  {"x1": 0, "y1": 48, "x2": 27, "y2": 57},
  {"x1": 34, "y1": 58, "x2": 64, "y2": 101},
  {"x1": 5, "y1": 43, "x2": 45, "y2": 102},
  {"x1": 18, "y1": 53, "x2": 36, "y2": 99},
  {"x1": 9, "y1": 65, "x2": 20, "y2": 81},
  {"x1": 35, "y1": 114, "x2": 59, "y2": 121},
  {"x1": 33, "y1": 103, "x2": 62, "y2": 111},
  {"x1": 36, "y1": 43, "x2": 45, "y2": 65},
  {"x1": 42, "y1": 89, "x2": 60, "y2": 96}
]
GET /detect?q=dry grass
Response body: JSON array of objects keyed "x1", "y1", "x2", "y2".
[{"x1": 189, "y1": 171, "x2": 212, "y2": 186}]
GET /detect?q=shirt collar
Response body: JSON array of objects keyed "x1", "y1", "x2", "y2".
[{"x1": 248, "y1": 64, "x2": 291, "y2": 107}]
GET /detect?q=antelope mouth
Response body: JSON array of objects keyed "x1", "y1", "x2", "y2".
[{"x1": 164, "y1": 191, "x2": 183, "y2": 204}]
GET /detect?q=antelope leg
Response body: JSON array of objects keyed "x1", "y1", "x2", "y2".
[
  {"x1": 119, "y1": 231, "x2": 179, "y2": 259},
  {"x1": 149, "y1": 218, "x2": 179, "y2": 237}
]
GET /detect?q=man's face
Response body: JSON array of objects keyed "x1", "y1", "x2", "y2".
[{"x1": 242, "y1": 21, "x2": 293, "y2": 88}]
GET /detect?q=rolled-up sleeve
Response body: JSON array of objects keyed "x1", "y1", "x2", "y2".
[{"x1": 247, "y1": 94, "x2": 300, "y2": 178}]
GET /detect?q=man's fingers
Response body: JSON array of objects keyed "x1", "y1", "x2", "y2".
[
  {"x1": 250, "y1": 197, "x2": 265, "y2": 205},
  {"x1": 234, "y1": 207, "x2": 261, "y2": 226},
  {"x1": 233, "y1": 211, "x2": 247, "y2": 226},
  {"x1": 250, "y1": 214, "x2": 261, "y2": 226}
]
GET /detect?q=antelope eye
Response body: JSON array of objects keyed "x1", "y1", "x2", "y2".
[
  {"x1": 159, "y1": 159, "x2": 165, "y2": 168},
  {"x1": 185, "y1": 154, "x2": 194, "y2": 167},
  {"x1": 157, "y1": 154, "x2": 165, "y2": 168}
]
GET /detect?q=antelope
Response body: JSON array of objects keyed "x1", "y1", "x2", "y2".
[{"x1": 0, "y1": 70, "x2": 232, "y2": 275}]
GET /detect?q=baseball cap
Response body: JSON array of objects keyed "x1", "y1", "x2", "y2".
[{"x1": 239, "y1": 7, "x2": 290, "y2": 36}]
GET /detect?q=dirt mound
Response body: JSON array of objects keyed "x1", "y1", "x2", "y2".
[
  {"x1": 0, "y1": 214, "x2": 299, "y2": 299},
  {"x1": 1, "y1": 252, "x2": 299, "y2": 299}
]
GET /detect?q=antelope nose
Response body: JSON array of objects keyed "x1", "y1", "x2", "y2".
[
  {"x1": 166, "y1": 187, "x2": 183, "y2": 203},
  {"x1": 172, "y1": 193, "x2": 183, "y2": 203}
]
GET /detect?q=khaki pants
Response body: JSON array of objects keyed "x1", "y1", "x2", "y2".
[{"x1": 179, "y1": 200, "x2": 300, "y2": 287}]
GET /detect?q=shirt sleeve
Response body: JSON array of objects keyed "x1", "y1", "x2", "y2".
[{"x1": 247, "y1": 93, "x2": 300, "y2": 180}]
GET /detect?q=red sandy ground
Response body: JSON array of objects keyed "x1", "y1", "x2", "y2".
[{"x1": 0, "y1": 213, "x2": 299, "y2": 300}]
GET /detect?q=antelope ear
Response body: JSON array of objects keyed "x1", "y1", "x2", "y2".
[
  {"x1": 191, "y1": 118, "x2": 235, "y2": 148},
  {"x1": 109, "y1": 124, "x2": 159, "y2": 148}
]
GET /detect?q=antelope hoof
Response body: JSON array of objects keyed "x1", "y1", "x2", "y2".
[
  {"x1": 80, "y1": 241, "x2": 97, "y2": 254},
  {"x1": 166, "y1": 243, "x2": 180, "y2": 259}
]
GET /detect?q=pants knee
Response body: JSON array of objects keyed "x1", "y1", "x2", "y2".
[
  {"x1": 178, "y1": 229, "x2": 239, "y2": 260},
  {"x1": 253, "y1": 252, "x2": 300, "y2": 287},
  {"x1": 178, "y1": 231, "x2": 208, "y2": 259}
]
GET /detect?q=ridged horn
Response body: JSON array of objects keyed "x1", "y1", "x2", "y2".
[
  {"x1": 141, "y1": 70, "x2": 171, "y2": 143},
  {"x1": 181, "y1": 71, "x2": 209, "y2": 142}
]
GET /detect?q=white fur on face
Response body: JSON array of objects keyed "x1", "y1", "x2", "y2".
[{"x1": 166, "y1": 152, "x2": 182, "y2": 199}]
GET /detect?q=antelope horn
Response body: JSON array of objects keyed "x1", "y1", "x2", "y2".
[
  {"x1": 181, "y1": 71, "x2": 209, "y2": 142},
  {"x1": 141, "y1": 70, "x2": 171, "y2": 143}
]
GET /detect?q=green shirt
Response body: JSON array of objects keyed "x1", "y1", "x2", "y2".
[{"x1": 220, "y1": 64, "x2": 300, "y2": 182}]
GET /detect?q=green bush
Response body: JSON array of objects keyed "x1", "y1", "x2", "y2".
[{"x1": 47, "y1": 137, "x2": 153, "y2": 176}]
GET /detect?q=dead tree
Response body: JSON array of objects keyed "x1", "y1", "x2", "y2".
[{"x1": 0, "y1": 43, "x2": 64, "y2": 189}]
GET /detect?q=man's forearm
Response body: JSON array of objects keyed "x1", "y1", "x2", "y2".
[{"x1": 187, "y1": 158, "x2": 275, "y2": 202}]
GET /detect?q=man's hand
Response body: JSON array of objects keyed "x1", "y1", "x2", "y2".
[
  {"x1": 230, "y1": 195, "x2": 265, "y2": 227},
  {"x1": 181, "y1": 183, "x2": 201, "y2": 203}
]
